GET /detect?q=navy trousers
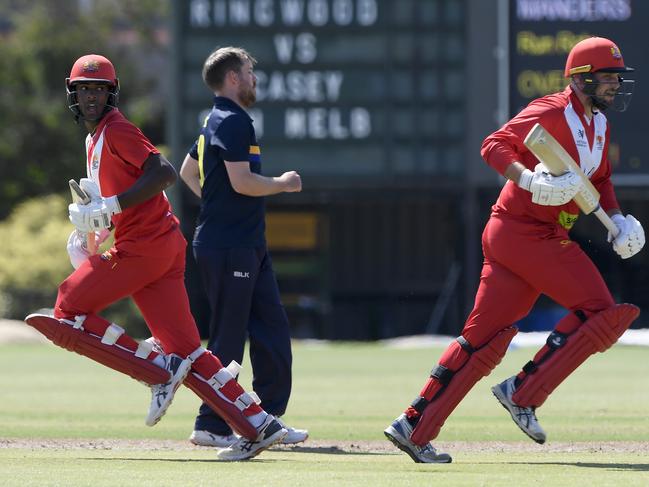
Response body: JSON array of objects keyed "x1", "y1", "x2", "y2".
[{"x1": 193, "y1": 245, "x2": 292, "y2": 435}]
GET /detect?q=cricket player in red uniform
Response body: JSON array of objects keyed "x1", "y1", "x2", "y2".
[
  {"x1": 384, "y1": 37, "x2": 645, "y2": 463},
  {"x1": 24, "y1": 54, "x2": 288, "y2": 460}
]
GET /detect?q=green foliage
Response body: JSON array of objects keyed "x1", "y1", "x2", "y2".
[
  {"x1": 0, "y1": 194, "x2": 149, "y2": 336},
  {"x1": 0, "y1": 0, "x2": 169, "y2": 219},
  {"x1": 0, "y1": 194, "x2": 70, "y2": 316}
]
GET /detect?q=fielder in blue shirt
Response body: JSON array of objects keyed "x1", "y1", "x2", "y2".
[{"x1": 180, "y1": 46, "x2": 307, "y2": 448}]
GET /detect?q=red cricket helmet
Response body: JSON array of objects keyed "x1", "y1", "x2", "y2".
[
  {"x1": 564, "y1": 37, "x2": 634, "y2": 77},
  {"x1": 66, "y1": 54, "x2": 120, "y2": 121}
]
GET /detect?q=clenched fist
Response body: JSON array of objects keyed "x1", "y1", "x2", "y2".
[{"x1": 279, "y1": 171, "x2": 302, "y2": 192}]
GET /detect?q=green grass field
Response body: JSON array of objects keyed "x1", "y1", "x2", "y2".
[{"x1": 1, "y1": 341, "x2": 648, "y2": 486}]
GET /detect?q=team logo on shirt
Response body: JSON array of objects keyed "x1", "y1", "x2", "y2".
[
  {"x1": 92, "y1": 154, "x2": 100, "y2": 171},
  {"x1": 595, "y1": 135, "x2": 604, "y2": 150}
]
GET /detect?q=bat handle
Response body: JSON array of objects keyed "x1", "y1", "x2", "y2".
[
  {"x1": 87, "y1": 232, "x2": 97, "y2": 255},
  {"x1": 593, "y1": 207, "x2": 620, "y2": 238}
]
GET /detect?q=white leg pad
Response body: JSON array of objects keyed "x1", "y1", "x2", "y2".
[
  {"x1": 226, "y1": 360, "x2": 242, "y2": 377},
  {"x1": 209, "y1": 368, "x2": 235, "y2": 389},
  {"x1": 234, "y1": 392, "x2": 258, "y2": 411},
  {"x1": 135, "y1": 340, "x2": 154, "y2": 359},
  {"x1": 60, "y1": 315, "x2": 86, "y2": 330},
  {"x1": 101, "y1": 323, "x2": 125, "y2": 345},
  {"x1": 248, "y1": 391, "x2": 261, "y2": 405},
  {"x1": 188, "y1": 346, "x2": 207, "y2": 363}
]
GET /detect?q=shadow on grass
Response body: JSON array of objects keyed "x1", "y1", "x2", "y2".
[
  {"x1": 275, "y1": 445, "x2": 390, "y2": 456},
  {"x1": 504, "y1": 461, "x2": 649, "y2": 472},
  {"x1": 78, "y1": 445, "x2": 393, "y2": 462}
]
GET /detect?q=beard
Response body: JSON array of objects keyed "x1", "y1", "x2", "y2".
[{"x1": 239, "y1": 85, "x2": 256, "y2": 107}]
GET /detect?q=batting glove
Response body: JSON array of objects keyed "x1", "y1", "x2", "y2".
[
  {"x1": 69, "y1": 195, "x2": 121, "y2": 232},
  {"x1": 518, "y1": 167, "x2": 583, "y2": 206},
  {"x1": 608, "y1": 214, "x2": 645, "y2": 259},
  {"x1": 66, "y1": 229, "x2": 112, "y2": 269},
  {"x1": 79, "y1": 178, "x2": 101, "y2": 201}
]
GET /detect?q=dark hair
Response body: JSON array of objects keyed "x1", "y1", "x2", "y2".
[{"x1": 202, "y1": 47, "x2": 256, "y2": 91}]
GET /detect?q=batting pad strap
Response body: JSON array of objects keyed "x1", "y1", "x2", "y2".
[
  {"x1": 226, "y1": 361, "x2": 242, "y2": 378},
  {"x1": 410, "y1": 396, "x2": 429, "y2": 414},
  {"x1": 187, "y1": 346, "x2": 207, "y2": 363},
  {"x1": 522, "y1": 360, "x2": 537, "y2": 374},
  {"x1": 234, "y1": 392, "x2": 259, "y2": 411},
  {"x1": 134, "y1": 340, "x2": 154, "y2": 359},
  {"x1": 431, "y1": 364, "x2": 453, "y2": 385},
  {"x1": 546, "y1": 331, "x2": 567, "y2": 350},
  {"x1": 456, "y1": 336, "x2": 474, "y2": 354},
  {"x1": 60, "y1": 315, "x2": 86, "y2": 330},
  {"x1": 100, "y1": 323, "x2": 124, "y2": 345},
  {"x1": 209, "y1": 368, "x2": 236, "y2": 389}
]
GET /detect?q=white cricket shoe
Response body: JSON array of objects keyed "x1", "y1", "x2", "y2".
[
  {"x1": 145, "y1": 354, "x2": 192, "y2": 427},
  {"x1": 217, "y1": 415, "x2": 287, "y2": 461},
  {"x1": 189, "y1": 430, "x2": 237, "y2": 448},
  {"x1": 491, "y1": 376, "x2": 547, "y2": 444},
  {"x1": 276, "y1": 417, "x2": 309, "y2": 444},
  {"x1": 384, "y1": 414, "x2": 452, "y2": 463}
]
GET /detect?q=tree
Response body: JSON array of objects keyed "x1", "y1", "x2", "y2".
[{"x1": 0, "y1": 0, "x2": 169, "y2": 219}]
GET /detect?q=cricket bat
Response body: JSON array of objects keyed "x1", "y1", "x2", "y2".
[
  {"x1": 523, "y1": 123, "x2": 620, "y2": 238},
  {"x1": 69, "y1": 179, "x2": 97, "y2": 254}
]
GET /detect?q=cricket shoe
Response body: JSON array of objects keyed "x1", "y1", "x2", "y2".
[
  {"x1": 384, "y1": 414, "x2": 452, "y2": 463},
  {"x1": 217, "y1": 415, "x2": 287, "y2": 461},
  {"x1": 491, "y1": 376, "x2": 546, "y2": 444},
  {"x1": 276, "y1": 417, "x2": 309, "y2": 444},
  {"x1": 145, "y1": 353, "x2": 192, "y2": 426},
  {"x1": 189, "y1": 430, "x2": 238, "y2": 448}
]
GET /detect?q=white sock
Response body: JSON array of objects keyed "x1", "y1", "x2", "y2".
[
  {"x1": 248, "y1": 411, "x2": 268, "y2": 429},
  {"x1": 152, "y1": 355, "x2": 166, "y2": 368}
]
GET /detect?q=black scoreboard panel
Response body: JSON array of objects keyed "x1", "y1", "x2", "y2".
[
  {"x1": 172, "y1": 0, "x2": 467, "y2": 186},
  {"x1": 509, "y1": 0, "x2": 649, "y2": 178}
]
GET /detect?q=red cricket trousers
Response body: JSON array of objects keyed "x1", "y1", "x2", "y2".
[
  {"x1": 54, "y1": 227, "x2": 201, "y2": 357},
  {"x1": 462, "y1": 214, "x2": 614, "y2": 347}
]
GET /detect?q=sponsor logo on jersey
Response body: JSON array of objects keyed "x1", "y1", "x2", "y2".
[
  {"x1": 233, "y1": 271, "x2": 250, "y2": 278},
  {"x1": 558, "y1": 211, "x2": 579, "y2": 230}
]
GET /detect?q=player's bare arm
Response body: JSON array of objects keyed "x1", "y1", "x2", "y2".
[
  {"x1": 117, "y1": 153, "x2": 177, "y2": 209},
  {"x1": 179, "y1": 154, "x2": 201, "y2": 197},
  {"x1": 225, "y1": 160, "x2": 302, "y2": 196}
]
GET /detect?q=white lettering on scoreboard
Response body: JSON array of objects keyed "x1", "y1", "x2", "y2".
[
  {"x1": 189, "y1": 0, "x2": 378, "y2": 140},
  {"x1": 190, "y1": 0, "x2": 378, "y2": 27},
  {"x1": 515, "y1": 0, "x2": 631, "y2": 21}
]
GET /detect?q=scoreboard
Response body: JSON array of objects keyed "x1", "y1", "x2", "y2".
[
  {"x1": 509, "y1": 0, "x2": 649, "y2": 180},
  {"x1": 171, "y1": 0, "x2": 467, "y2": 187}
]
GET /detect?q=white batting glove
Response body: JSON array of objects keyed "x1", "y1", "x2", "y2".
[
  {"x1": 67, "y1": 230, "x2": 90, "y2": 269},
  {"x1": 607, "y1": 214, "x2": 645, "y2": 259},
  {"x1": 79, "y1": 178, "x2": 101, "y2": 201},
  {"x1": 69, "y1": 195, "x2": 121, "y2": 232},
  {"x1": 518, "y1": 167, "x2": 583, "y2": 206},
  {"x1": 66, "y1": 229, "x2": 112, "y2": 269}
]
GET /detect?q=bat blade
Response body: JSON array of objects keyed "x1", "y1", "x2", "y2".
[
  {"x1": 523, "y1": 123, "x2": 619, "y2": 237},
  {"x1": 68, "y1": 179, "x2": 97, "y2": 254},
  {"x1": 524, "y1": 123, "x2": 599, "y2": 214}
]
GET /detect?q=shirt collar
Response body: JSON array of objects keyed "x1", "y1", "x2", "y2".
[
  {"x1": 213, "y1": 96, "x2": 251, "y2": 120},
  {"x1": 91, "y1": 108, "x2": 120, "y2": 137},
  {"x1": 566, "y1": 85, "x2": 596, "y2": 118}
]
